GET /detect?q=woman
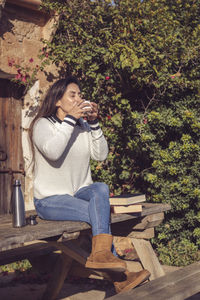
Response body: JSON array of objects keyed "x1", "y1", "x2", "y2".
[{"x1": 29, "y1": 76, "x2": 150, "y2": 293}]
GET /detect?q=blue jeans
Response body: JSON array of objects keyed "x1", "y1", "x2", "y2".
[{"x1": 34, "y1": 182, "x2": 111, "y2": 237}]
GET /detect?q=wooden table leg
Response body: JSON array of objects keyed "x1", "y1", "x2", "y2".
[
  {"x1": 40, "y1": 238, "x2": 111, "y2": 300},
  {"x1": 49, "y1": 240, "x2": 87, "y2": 265},
  {"x1": 131, "y1": 238, "x2": 165, "y2": 280},
  {"x1": 42, "y1": 252, "x2": 73, "y2": 300}
]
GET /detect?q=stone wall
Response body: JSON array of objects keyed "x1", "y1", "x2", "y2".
[{"x1": 0, "y1": 1, "x2": 59, "y2": 210}]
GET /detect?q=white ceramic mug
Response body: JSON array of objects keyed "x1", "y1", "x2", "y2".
[{"x1": 83, "y1": 100, "x2": 92, "y2": 115}]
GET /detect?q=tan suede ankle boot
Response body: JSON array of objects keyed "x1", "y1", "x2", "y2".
[
  {"x1": 113, "y1": 269, "x2": 150, "y2": 293},
  {"x1": 85, "y1": 234, "x2": 126, "y2": 272}
]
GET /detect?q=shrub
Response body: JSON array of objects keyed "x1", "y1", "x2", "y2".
[{"x1": 156, "y1": 239, "x2": 200, "y2": 267}]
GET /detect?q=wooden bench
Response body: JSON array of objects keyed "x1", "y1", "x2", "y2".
[
  {"x1": 106, "y1": 261, "x2": 200, "y2": 300},
  {"x1": 0, "y1": 202, "x2": 171, "y2": 300}
]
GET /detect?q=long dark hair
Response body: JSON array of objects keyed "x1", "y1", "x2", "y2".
[{"x1": 29, "y1": 76, "x2": 80, "y2": 168}]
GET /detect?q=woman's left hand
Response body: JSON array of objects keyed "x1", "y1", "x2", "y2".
[{"x1": 87, "y1": 102, "x2": 98, "y2": 121}]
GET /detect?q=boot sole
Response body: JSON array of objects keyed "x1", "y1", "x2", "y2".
[
  {"x1": 85, "y1": 261, "x2": 126, "y2": 273},
  {"x1": 118, "y1": 270, "x2": 150, "y2": 293}
]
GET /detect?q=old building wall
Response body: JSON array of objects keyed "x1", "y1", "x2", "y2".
[
  {"x1": 0, "y1": 0, "x2": 6, "y2": 19},
  {"x1": 0, "y1": 0, "x2": 59, "y2": 210}
]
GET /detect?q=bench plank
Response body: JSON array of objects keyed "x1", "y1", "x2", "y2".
[{"x1": 106, "y1": 261, "x2": 200, "y2": 300}]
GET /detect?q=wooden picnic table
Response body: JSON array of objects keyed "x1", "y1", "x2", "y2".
[{"x1": 0, "y1": 202, "x2": 171, "y2": 300}]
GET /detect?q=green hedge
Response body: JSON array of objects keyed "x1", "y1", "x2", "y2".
[{"x1": 41, "y1": 0, "x2": 200, "y2": 266}]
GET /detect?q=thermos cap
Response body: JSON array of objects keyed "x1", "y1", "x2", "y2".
[{"x1": 14, "y1": 179, "x2": 21, "y2": 186}]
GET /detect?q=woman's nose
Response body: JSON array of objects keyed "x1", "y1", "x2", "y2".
[{"x1": 76, "y1": 95, "x2": 83, "y2": 103}]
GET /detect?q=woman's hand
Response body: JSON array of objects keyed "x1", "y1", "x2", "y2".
[
  {"x1": 67, "y1": 101, "x2": 92, "y2": 119},
  {"x1": 87, "y1": 102, "x2": 98, "y2": 121}
]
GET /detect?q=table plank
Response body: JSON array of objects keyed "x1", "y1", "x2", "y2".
[{"x1": 0, "y1": 203, "x2": 171, "y2": 249}]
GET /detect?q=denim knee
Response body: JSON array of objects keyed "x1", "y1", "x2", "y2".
[{"x1": 93, "y1": 182, "x2": 109, "y2": 198}]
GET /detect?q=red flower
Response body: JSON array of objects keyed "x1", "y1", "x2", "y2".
[
  {"x1": 107, "y1": 115, "x2": 111, "y2": 120},
  {"x1": 124, "y1": 248, "x2": 133, "y2": 253},
  {"x1": 45, "y1": 53, "x2": 49, "y2": 58},
  {"x1": 21, "y1": 76, "x2": 27, "y2": 83},
  {"x1": 105, "y1": 76, "x2": 110, "y2": 80},
  {"x1": 15, "y1": 74, "x2": 22, "y2": 80},
  {"x1": 29, "y1": 58, "x2": 34, "y2": 63},
  {"x1": 110, "y1": 192, "x2": 114, "y2": 197},
  {"x1": 143, "y1": 118, "x2": 148, "y2": 124},
  {"x1": 8, "y1": 59, "x2": 15, "y2": 67}
]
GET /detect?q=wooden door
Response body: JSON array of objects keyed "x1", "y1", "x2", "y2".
[{"x1": 0, "y1": 79, "x2": 25, "y2": 214}]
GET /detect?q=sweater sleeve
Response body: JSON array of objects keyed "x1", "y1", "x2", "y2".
[
  {"x1": 88, "y1": 119, "x2": 109, "y2": 161},
  {"x1": 33, "y1": 116, "x2": 76, "y2": 161}
]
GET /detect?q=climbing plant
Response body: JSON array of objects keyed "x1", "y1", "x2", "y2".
[{"x1": 40, "y1": 0, "x2": 200, "y2": 265}]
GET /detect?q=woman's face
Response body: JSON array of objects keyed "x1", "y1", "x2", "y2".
[{"x1": 56, "y1": 83, "x2": 83, "y2": 119}]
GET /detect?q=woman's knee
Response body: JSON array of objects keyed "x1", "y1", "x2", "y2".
[{"x1": 93, "y1": 182, "x2": 109, "y2": 197}]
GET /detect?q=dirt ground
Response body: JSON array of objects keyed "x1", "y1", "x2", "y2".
[
  {"x1": 0, "y1": 264, "x2": 185, "y2": 300},
  {"x1": 1, "y1": 271, "x2": 114, "y2": 300},
  {"x1": 0, "y1": 276, "x2": 115, "y2": 300}
]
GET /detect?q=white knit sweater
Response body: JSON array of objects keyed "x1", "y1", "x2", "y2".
[{"x1": 33, "y1": 115, "x2": 108, "y2": 199}]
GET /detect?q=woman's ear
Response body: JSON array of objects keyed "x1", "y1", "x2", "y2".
[{"x1": 56, "y1": 100, "x2": 61, "y2": 107}]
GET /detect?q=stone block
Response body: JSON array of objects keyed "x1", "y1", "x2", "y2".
[{"x1": 22, "y1": 38, "x2": 43, "y2": 62}]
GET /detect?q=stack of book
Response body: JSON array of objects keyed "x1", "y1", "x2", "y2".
[{"x1": 109, "y1": 194, "x2": 146, "y2": 214}]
